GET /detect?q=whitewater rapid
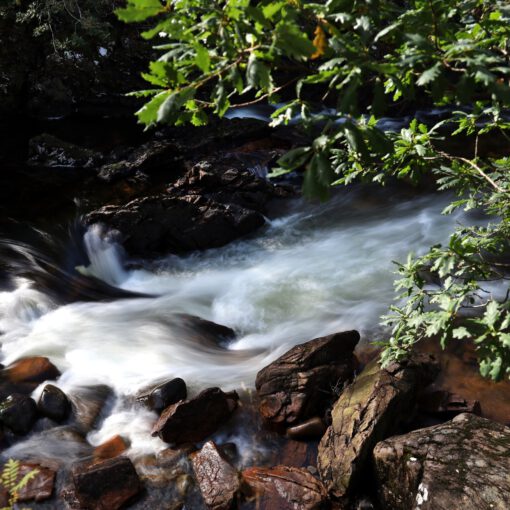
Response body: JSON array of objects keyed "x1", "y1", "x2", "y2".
[{"x1": 0, "y1": 186, "x2": 465, "y2": 459}]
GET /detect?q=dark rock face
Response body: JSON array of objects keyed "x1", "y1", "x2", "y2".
[
  {"x1": 151, "y1": 387, "x2": 239, "y2": 444},
  {"x1": 2, "y1": 357, "x2": 61, "y2": 384},
  {"x1": 171, "y1": 156, "x2": 279, "y2": 213},
  {"x1": 0, "y1": 394, "x2": 38, "y2": 435},
  {"x1": 138, "y1": 378, "x2": 187, "y2": 414},
  {"x1": 38, "y1": 384, "x2": 71, "y2": 422},
  {"x1": 417, "y1": 390, "x2": 481, "y2": 419},
  {"x1": 85, "y1": 194, "x2": 265, "y2": 256},
  {"x1": 174, "y1": 314, "x2": 236, "y2": 347},
  {"x1": 317, "y1": 354, "x2": 439, "y2": 499},
  {"x1": 255, "y1": 331, "x2": 360, "y2": 427},
  {"x1": 373, "y1": 413, "x2": 510, "y2": 510},
  {"x1": 28, "y1": 134, "x2": 102, "y2": 168},
  {"x1": 242, "y1": 466, "x2": 329, "y2": 510},
  {"x1": 191, "y1": 441, "x2": 240, "y2": 510},
  {"x1": 71, "y1": 456, "x2": 142, "y2": 510},
  {"x1": 0, "y1": 462, "x2": 56, "y2": 503}
]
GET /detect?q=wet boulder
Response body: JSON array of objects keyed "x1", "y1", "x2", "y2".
[
  {"x1": 191, "y1": 440, "x2": 240, "y2": 510},
  {"x1": 38, "y1": 384, "x2": 71, "y2": 422},
  {"x1": 255, "y1": 331, "x2": 360, "y2": 427},
  {"x1": 93, "y1": 435, "x2": 129, "y2": 461},
  {"x1": 28, "y1": 133, "x2": 102, "y2": 168},
  {"x1": 174, "y1": 314, "x2": 236, "y2": 347},
  {"x1": 0, "y1": 462, "x2": 56, "y2": 504},
  {"x1": 137, "y1": 378, "x2": 187, "y2": 414},
  {"x1": 317, "y1": 354, "x2": 439, "y2": 500},
  {"x1": 0, "y1": 394, "x2": 38, "y2": 435},
  {"x1": 171, "y1": 155, "x2": 279, "y2": 213},
  {"x1": 68, "y1": 385, "x2": 114, "y2": 432},
  {"x1": 85, "y1": 194, "x2": 265, "y2": 257},
  {"x1": 373, "y1": 413, "x2": 510, "y2": 510},
  {"x1": 242, "y1": 465, "x2": 329, "y2": 510},
  {"x1": 2, "y1": 357, "x2": 60, "y2": 385},
  {"x1": 151, "y1": 387, "x2": 239, "y2": 444},
  {"x1": 71, "y1": 456, "x2": 142, "y2": 510}
]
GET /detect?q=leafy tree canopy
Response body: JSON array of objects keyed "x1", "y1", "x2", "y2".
[{"x1": 117, "y1": 0, "x2": 510, "y2": 380}]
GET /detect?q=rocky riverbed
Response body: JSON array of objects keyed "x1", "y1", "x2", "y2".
[{"x1": 0, "y1": 115, "x2": 509, "y2": 509}]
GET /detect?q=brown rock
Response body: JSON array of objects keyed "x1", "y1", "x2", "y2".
[
  {"x1": 242, "y1": 466, "x2": 329, "y2": 510},
  {"x1": 71, "y1": 456, "x2": 142, "y2": 510},
  {"x1": 93, "y1": 435, "x2": 129, "y2": 461},
  {"x1": 0, "y1": 462, "x2": 55, "y2": 503},
  {"x1": 38, "y1": 384, "x2": 71, "y2": 422},
  {"x1": 151, "y1": 387, "x2": 239, "y2": 444},
  {"x1": 255, "y1": 331, "x2": 359, "y2": 426},
  {"x1": 317, "y1": 354, "x2": 439, "y2": 499},
  {"x1": 191, "y1": 441, "x2": 240, "y2": 510},
  {"x1": 2, "y1": 357, "x2": 60, "y2": 384},
  {"x1": 373, "y1": 413, "x2": 510, "y2": 510},
  {"x1": 287, "y1": 417, "x2": 326, "y2": 440}
]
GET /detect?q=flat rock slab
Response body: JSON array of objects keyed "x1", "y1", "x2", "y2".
[
  {"x1": 151, "y1": 387, "x2": 239, "y2": 444},
  {"x1": 71, "y1": 456, "x2": 142, "y2": 510},
  {"x1": 255, "y1": 331, "x2": 360, "y2": 427},
  {"x1": 242, "y1": 465, "x2": 329, "y2": 510},
  {"x1": 191, "y1": 440, "x2": 240, "y2": 510},
  {"x1": 0, "y1": 462, "x2": 56, "y2": 504},
  {"x1": 318, "y1": 354, "x2": 438, "y2": 499},
  {"x1": 373, "y1": 413, "x2": 510, "y2": 510}
]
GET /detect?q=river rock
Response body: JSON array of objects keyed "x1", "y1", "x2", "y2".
[
  {"x1": 171, "y1": 155, "x2": 277, "y2": 213},
  {"x1": 175, "y1": 314, "x2": 236, "y2": 346},
  {"x1": 373, "y1": 413, "x2": 510, "y2": 510},
  {"x1": 191, "y1": 440, "x2": 240, "y2": 510},
  {"x1": 242, "y1": 465, "x2": 329, "y2": 510},
  {"x1": 137, "y1": 378, "x2": 187, "y2": 414},
  {"x1": 255, "y1": 331, "x2": 360, "y2": 427},
  {"x1": 38, "y1": 384, "x2": 71, "y2": 422},
  {"x1": 28, "y1": 133, "x2": 102, "y2": 168},
  {"x1": 151, "y1": 387, "x2": 239, "y2": 444},
  {"x1": 0, "y1": 462, "x2": 56, "y2": 504},
  {"x1": 317, "y1": 354, "x2": 439, "y2": 499},
  {"x1": 417, "y1": 389, "x2": 481, "y2": 419},
  {"x1": 71, "y1": 456, "x2": 142, "y2": 510},
  {"x1": 93, "y1": 435, "x2": 129, "y2": 461},
  {"x1": 0, "y1": 394, "x2": 38, "y2": 435},
  {"x1": 85, "y1": 194, "x2": 265, "y2": 256},
  {"x1": 2, "y1": 356, "x2": 61, "y2": 384},
  {"x1": 287, "y1": 417, "x2": 326, "y2": 440}
]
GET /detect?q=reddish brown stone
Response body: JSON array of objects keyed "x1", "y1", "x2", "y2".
[
  {"x1": 191, "y1": 441, "x2": 240, "y2": 510},
  {"x1": 151, "y1": 387, "x2": 239, "y2": 444},
  {"x1": 0, "y1": 463, "x2": 56, "y2": 503},
  {"x1": 255, "y1": 331, "x2": 359, "y2": 427},
  {"x1": 242, "y1": 466, "x2": 329, "y2": 510},
  {"x1": 71, "y1": 456, "x2": 142, "y2": 510},
  {"x1": 286, "y1": 417, "x2": 326, "y2": 440},
  {"x1": 93, "y1": 435, "x2": 129, "y2": 461},
  {"x1": 2, "y1": 357, "x2": 60, "y2": 384}
]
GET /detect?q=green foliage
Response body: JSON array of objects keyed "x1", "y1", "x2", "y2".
[
  {"x1": 8, "y1": 0, "x2": 115, "y2": 54},
  {"x1": 0, "y1": 459, "x2": 38, "y2": 510},
  {"x1": 118, "y1": 0, "x2": 510, "y2": 379}
]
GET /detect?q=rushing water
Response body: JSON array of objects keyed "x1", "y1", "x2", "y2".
[{"x1": 0, "y1": 186, "x2": 472, "y2": 460}]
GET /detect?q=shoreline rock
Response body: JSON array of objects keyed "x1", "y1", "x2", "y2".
[
  {"x1": 317, "y1": 354, "x2": 439, "y2": 500},
  {"x1": 255, "y1": 331, "x2": 360, "y2": 428},
  {"x1": 373, "y1": 413, "x2": 510, "y2": 510}
]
